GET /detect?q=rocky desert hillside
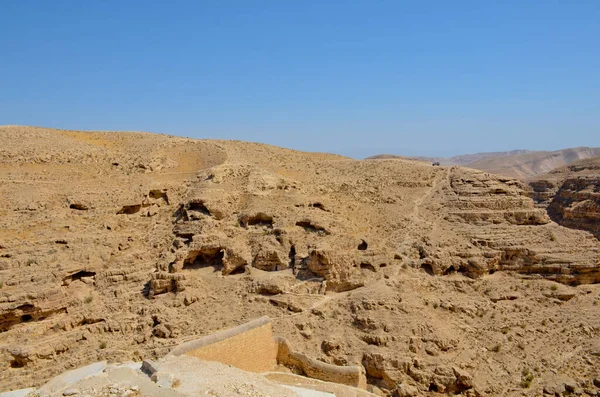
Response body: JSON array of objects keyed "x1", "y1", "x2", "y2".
[
  {"x1": 369, "y1": 147, "x2": 600, "y2": 179},
  {"x1": 1, "y1": 126, "x2": 600, "y2": 396},
  {"x1": 367, "y1": 150, "x2": 533, "y2": 167},
  {"x1": 529, "y1": 157, "x2": 600, "y2": 240}
]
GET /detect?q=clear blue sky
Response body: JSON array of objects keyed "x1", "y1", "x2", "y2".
[{"x1": 1, "y1": 1, "x2": 598, "y2": 158}]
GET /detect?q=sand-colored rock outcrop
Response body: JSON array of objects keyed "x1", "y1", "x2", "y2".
[
  {"x1": 529, "y1": 157, "x2": 600, "y2": 241},
  {"x1": 167, "y1": 153, "x2": 600, "y2": 289},
  {"x1": 1, "y1": 126, "x2": 600, "y2": 396},
  {"x1": 548, "y1": 177, "x2": 600, "y2": 239}
]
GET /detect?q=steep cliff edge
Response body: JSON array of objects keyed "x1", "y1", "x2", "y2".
[{"x1": 529, "y1": 157, "x2": 600, "y2": 240}]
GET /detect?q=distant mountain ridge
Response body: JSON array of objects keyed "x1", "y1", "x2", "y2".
[
  {"x1": 367, "y1": 147, "x2": 600, "y2": 179},
  {"x1": 367, "y1": 150, "x2": 534, "y2": 166}
]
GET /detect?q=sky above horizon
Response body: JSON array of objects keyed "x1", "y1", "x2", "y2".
[{"x1": 1, "y1": 1, "x2": 599, "y2": 158}]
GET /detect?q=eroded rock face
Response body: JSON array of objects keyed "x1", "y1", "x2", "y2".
[
  {"x1": 1, "y1": 126, "x2": 600, "y2": 394},
  {"x1": 529, "y1": 157, "x2": 600, "y2": 241},
  {"x1": 547, "y1": 177, "x2": 600, "y2": 240},
  {"x1": 529, "y1": 179, "x2": 562, "y2": 208},
  {"x1": 148, "y1": 272, "x2": 186, "y2": 298},
  {"x1": 395, "y1": 168, "x2": 600, "y2": 285},
  {"x1": 166, "y1": 161, "x2": 600, "y2": 290}
]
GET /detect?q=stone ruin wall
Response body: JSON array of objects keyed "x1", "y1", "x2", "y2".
[
  {"x1": 275, "y1": 336, "x2": 367, "y2": 389},
  {"x1": 167, "y1": 316, "x2": 367, "y2": 389},
  {"x1": 168, "y1": 316, "x2": 278, "y2": 373}
]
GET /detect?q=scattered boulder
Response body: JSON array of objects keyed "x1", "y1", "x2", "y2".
[
  {"x1": 543, "y1": 286, "x2": 578, "y2": 301},
  {"x1": 252, "y1": 246, "x2": 288, "y2": 272},
  {"x1": 152, "y1": 324, "x2": 174, "y2": 339},
  {"x1": 141, "y1": 359, "x2": 159, "y2": 376},
  {"x1": 394, "y1": 383, "x2": 419, "y2": 397},
  {"x1": 148, "y1": 272, "x2": 186, "y2": 297},
  {"x1": 7, "y1": 346, "x2": 33, "y2": 368},
  {"x1": 321, "y1": 339, "x2": 341, "y2": 355},
  {"x1": 151, "y1": 371, "x2": 175, "y2": 388},
  {"x1": 252, "y1": 279, "x2": 285, "y2": 295}
]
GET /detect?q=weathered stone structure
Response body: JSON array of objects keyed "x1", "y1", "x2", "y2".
[
  {"x1": 168, "y1": 316, "x2": 367, "y2": 389},
  {"x1": 169, "y1": 316, "x2": 278, "y2": 373}
]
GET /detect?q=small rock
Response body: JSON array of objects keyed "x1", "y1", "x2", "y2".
[
  {"x1": 269, "y1": 296, "x2": 303, "y2": 313},
  {"x1": 142, "y1": 359, "x2": 159, "y2": 376},
  {"x1": 145, "y1": 205, "x2": 159, "y2": 217},
  {"x1": 544, "y1": 382, "x2": 566, "y2": 395},
  {"x1": 395, "y1": 383, "x2": 418, "y2": 397},
  {"x1": 7, "y1": 346, "x2": 32, "y2": 367},
  {"x1": 489, "y1": 293, "x2": 520, "y2": 303},
  {"x1": 425, "y1": 346, "x2": 439, "y2": 356},
  {"x1": 63, "y1": 389, "x2": 79, "y2": 396},
  {"x1": 543, "y1": 288, "x2": 577, "y2": 302},
  {"x1": 134, "y1": 334, "x2": 147, "y2": 344},
  {"x1": 453, "y1": 366, "x2": 474, "y2": 390},
  {"x1": 564, "y1": 380, "x2": 578, "y2": 392},
  {"x1": 152, "y1": 324, "x2": 172, "y2": 338},
  {"x1": 408, "y1": 337, "x2": 420, "y2": 353},
  {"x1": 80, "y1": 276, "x2": 95, "y2": 285},
  {"x1": 594, "y1": 377, "x2": 600, "y2": 388},
  {"x1": 321, "y1": 339, "x2": 340, "y2": 355},
  {"x1": 183, "y1": 294, "x2": 198, "y2": 306},
  {"x1": 152, "y1": 371, "x2": 175, "y2": 388}
]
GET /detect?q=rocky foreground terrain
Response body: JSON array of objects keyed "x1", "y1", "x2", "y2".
[{"x1": 1, "y1": 126, "x2": 600, "y2": 396}]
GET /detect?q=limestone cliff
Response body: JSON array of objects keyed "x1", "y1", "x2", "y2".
[{"x1": 529, "y1": 157, "x2": 600, "y2": 240}]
